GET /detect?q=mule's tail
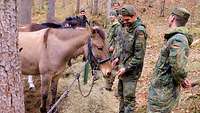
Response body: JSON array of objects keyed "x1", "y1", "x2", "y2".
[{"x1": 43, "y1": 28, "x2": 51, "y2": 48}]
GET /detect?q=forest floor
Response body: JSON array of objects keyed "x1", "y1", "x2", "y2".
[{"x1": 24, "y1": 0, "x2": 200, "y2": 113}]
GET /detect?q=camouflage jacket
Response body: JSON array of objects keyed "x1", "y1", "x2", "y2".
[
  {"x1": 107, "y1": 19, "x2": 122, "y2": 48},
  {"x1": 79, "y1": 15, "x2": 89, "y2": 27},
  {"x1": 148, "y1": 27, "x2": 193, "y2": 112},
  {"x1": 117, "y1": 18, "x2": 148, "y2": 77}
]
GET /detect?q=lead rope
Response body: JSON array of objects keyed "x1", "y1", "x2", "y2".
[
  {"x1": 47, "y1": 73, "x2": 81, "y2": 113},
  {"x1": 77, "y1": 72, "x2": 95, "y2": 97},
  {"x1": 47, "y1": 63, "x2": 97, "y2": 113}
]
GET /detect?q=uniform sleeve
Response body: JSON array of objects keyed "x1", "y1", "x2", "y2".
[
  {"x1": 112, "y1": 25, "x2": 123, "y2": 59},
  {"x1": 125, "y1": 30, "x2": 147, "y2": 72},
  {"x1": 168, "y1": 36, "x2": 189, "y2": 83},
  {"x1": 107, "y1": 27, "x2": 115, "y2": 47}
]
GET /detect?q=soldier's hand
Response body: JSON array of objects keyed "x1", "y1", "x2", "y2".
[
  {"x1": 112, "y1": 58, "x2": 119, "y2": 68},
  {"x1": 116, "y1": 67, "x2": 125, "y2": 77},
  {"x1": 109, "y1": 46, "x2": 114, "y2": 53},
  {"x1": 181, "y1": 79, "x2": 191, "y2": 89}
]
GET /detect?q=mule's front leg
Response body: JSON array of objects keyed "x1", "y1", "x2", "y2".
[
  {"x1": 50, "y1": 77, "x2": 59, "y2": 113},
  {"x1": 40, "y1": 74, "x2": 51, "y2": 113},
  {"x1": 51, "y1": 77, "x2": 59, "y2": 104}
]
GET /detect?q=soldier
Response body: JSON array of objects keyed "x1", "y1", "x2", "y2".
[
  {"x1": 112, "y1": 5, "x2": 148, "y2": 113},
  {"x1": 111, "y1": 0, "x2": 124, "y2": 25},
  {"x1": 147, "y1": 7, "x2": 193, "y2": 113},
  {"x1": 79, "y1": 8, "x2": 89, "y2": 27},
  {"x1": 104, "y1": 10, "x2": 123, "y2": 91},
  {"x1": 112, "y1": 0, "x2": 121, "y2": 15}
]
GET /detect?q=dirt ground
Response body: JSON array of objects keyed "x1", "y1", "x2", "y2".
[
  {"x1": 23, "y1": 45, "x2": 200, "y2": 113},
  {"x1": 24, "y1": 0, "x2": 200, "y2": 113},
  {"x1": 23, "y1": 40, "x2": 200, "y2": 113}
]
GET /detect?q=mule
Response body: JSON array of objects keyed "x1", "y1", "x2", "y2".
[
  {"x1": 19, "y1": 21, "x2": 84, "y2": 91},
  {"x1": 18, "y1": 27, "x2": 112, "y2": 113}
]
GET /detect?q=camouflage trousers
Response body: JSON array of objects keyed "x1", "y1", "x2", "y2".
[
  {"x1": 118, "y1": 77, "x2": 138, "y2": 113},
  {"x1": 147, "y1": 82, "x2": 180, "y2": 113}
]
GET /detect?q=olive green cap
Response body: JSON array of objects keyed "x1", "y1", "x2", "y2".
[
  {"x1": 112, "y1": 0, "x2": 119, "y2": 4},
  {"x1": 120, "y1": 5, "x2": 136, "y2": 16},
  {"x1": 110, "y1": 10, "x2": 118, "y2": 16},
  {"x1": 172, "y1": 7, "x2": 190, "y2": 20}
]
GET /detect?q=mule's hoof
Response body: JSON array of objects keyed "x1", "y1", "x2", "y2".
[
  {"x1": 40, "y1": 107, "x2": 47, "y2": 113},
  {"x1": 29, "y1": 87, "x2": 36, "y2": 92}
]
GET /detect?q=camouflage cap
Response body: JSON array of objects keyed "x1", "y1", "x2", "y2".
[
  {"x1": 172, "y1": 7, "x2": 190, "y2": 20},
  {"x1": 120, "y1": 5, "x2": 136, "y2": 16},
  {"x1": 110, "y1": 10, "x2": 118, "y2": 16},
  {"x1": 112, "y1": 0, "x2": 119, "y2": 4}
]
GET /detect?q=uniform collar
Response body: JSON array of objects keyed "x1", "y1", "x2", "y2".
[
  {"x1": 127, "y1": 17, "x2": 142, "y2": 33},
  {"x1": 164, "y1": 27, "x2": 193, "y2": 46},
  {"x1": 111, "y1": 19, "x2": 120, "y2": 26}
]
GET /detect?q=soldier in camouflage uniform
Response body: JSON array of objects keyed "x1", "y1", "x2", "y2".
[
  {"x1": 105, "y1": 10, "x2": 123, "y2": 91},
  {"x1": 111, "y1": 0, "x2": 124, "y2": 26},
  {"x1": 79, "y1": 8, "x2": 89, "y2": 27},
  {"x1": 147, "y1": 7, "x2": 193, "y2": 113},
  {"x1": 112, "y1": 0, "x2": 121, "y2": 15},
  {"x1": 112, "y1": 5, "x2": 148, "y2": 113}
]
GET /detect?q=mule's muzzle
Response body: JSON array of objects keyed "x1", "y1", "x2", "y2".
[{"x1": 106, "y1": 71, "x2": 112, "y2": 76}]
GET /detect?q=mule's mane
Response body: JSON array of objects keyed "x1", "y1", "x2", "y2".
[
  {"x1": 43, "y1": 28, "x2": 51, "y2": 48},
  {"x1": 42, "y1": 27, "x2": 105, "y2": 48}
]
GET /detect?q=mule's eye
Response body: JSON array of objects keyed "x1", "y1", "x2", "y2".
[{"x1": 97, "y1": 47, "x2": 103, "y2": 51}]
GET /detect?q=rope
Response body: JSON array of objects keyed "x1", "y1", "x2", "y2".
[
  {"x1": 47, "y1": 67, "x2": 96, "y2": 112},
  {"x1": 47, "y1": 74, "x2": 80, "y2": 113},
  {"x1": 77, "y1": 73, "x2": 95, "y2": 97}
]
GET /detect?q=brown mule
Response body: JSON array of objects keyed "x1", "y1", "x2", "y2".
[{"x1": 18, "y1": 27, "x2": 112, "y2": 113}]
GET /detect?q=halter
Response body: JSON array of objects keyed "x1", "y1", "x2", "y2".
[{"x1": 87, "y1": 36, "x2": 110, "y2": 70}]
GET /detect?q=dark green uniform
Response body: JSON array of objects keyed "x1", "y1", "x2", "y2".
[
  {"x1": 105, "y1": 16, "x2": 123, "y2": 90},
  {"x1": 117, "y1": 17, "x2": 147, "y2": 113},
  {"x1": 147, "y1": 27, "x2": 193, "y2": 113},
  {"x1": 107, "y1": 20, "x2": 122, "y2": 52},
  {"x1": 147, "y1": 7, "x2": 192, "y2": 113}
]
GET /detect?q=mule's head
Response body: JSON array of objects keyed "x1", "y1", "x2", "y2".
[{"x1": 86, "y1": 26, "x2": 112, "y2": 76}]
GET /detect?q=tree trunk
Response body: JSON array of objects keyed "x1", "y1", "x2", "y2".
[
  {"x1": 160, "y1": 0, "x2": 165, "y2": 17},
  {"x1": 62, "y1": 0, "x2": 67, "y2": 8},
  {"x1": 0, "y1": 0, "x2": 25, "y2": 113},
  {"x1": 47, "y1": 0, "x2": 55, "y2": 22},
  {"x1": 90, "y1": 0, "x2": 94, "y2": 14},
  {"x1": 18, "y1": 0, "x2": 32, "y2": 25},
  {"x1": 76, "y1": 0, "x2": 80, "y2": 14},
  {"x1": 107, "y1": 0, "x2": 112, "y2": 18},
  {"x1": 35, "y1": 0, "x2": 45, "y2": 10},
  {"x1": 93, "y1": 0, "x2": 99, "y2": 15},
  {"x1": 87, "y1": 0, "x2": 90, "y2": 5}
]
